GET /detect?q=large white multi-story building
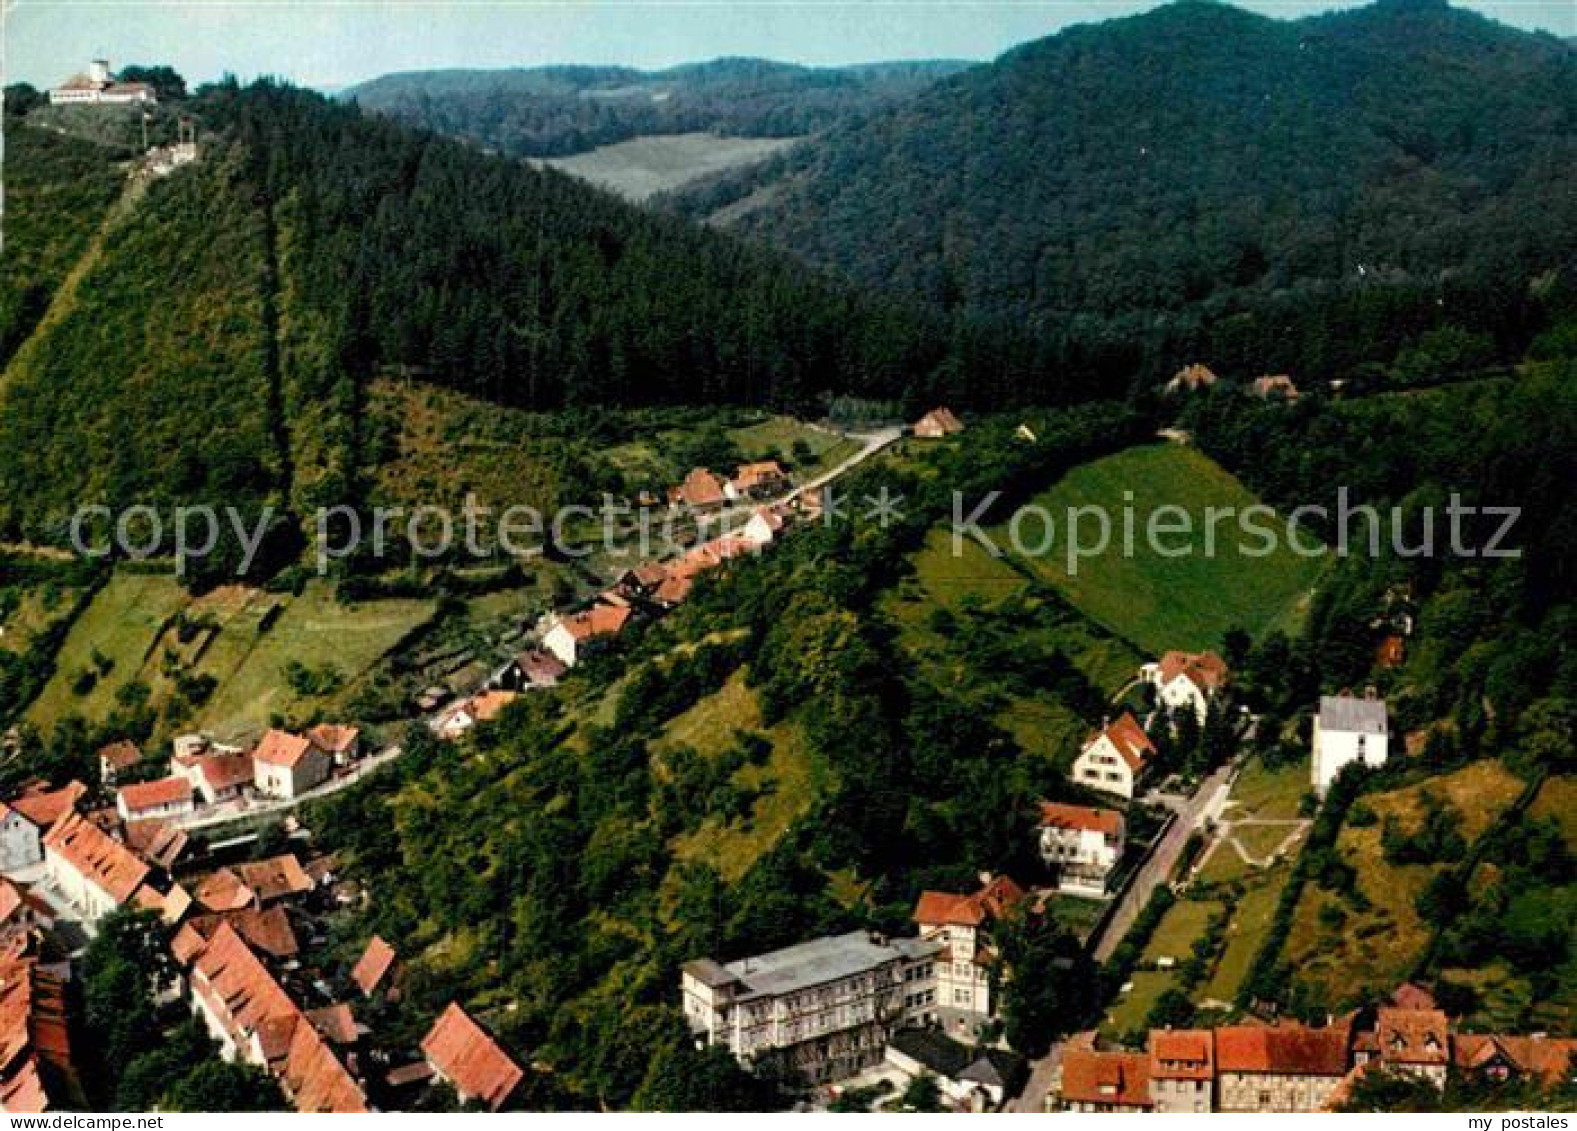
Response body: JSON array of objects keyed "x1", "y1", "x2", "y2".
[
  {"x1": 681, "y1": 930, "x2": 942, "y2": 1084},
  {"x1": 1037, "y1": 802, "x2": 1125, "y2": 896},
  {"x1": 1310, "y1": 693, "x2": 1389, "y2": 796}
]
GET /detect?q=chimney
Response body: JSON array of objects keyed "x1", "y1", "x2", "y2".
[{"x1": 1364, "y1": 685, "x2": 1378, "y2": 700}]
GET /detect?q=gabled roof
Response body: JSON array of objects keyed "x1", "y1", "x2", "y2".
[
  {"x1": 188, "y1": 907, "x2": 300, "y2": 959},
  {"x1": 670, "y1": 467, "x2": 726, "y2": 508},
  {"x1": 914, "y1": 875, "x2": 1025, "y2": 929},
  {"x1": 118, "y1": 775, "x2": 193, "y2": 813},
  {"x1": 1150, "y1": 1029, "x2": 1214, "y2": 1080},
  {"x1": 253, "y1": 729, "x2": 314, "y2": 770},
  {"x1": 467, "y1": 690, "x2": 519, "y2": 723},
  {"x1": 41, "y1": 812, "x2": 150, "y2": 904},
  {"x1": 280, "y1": 1012, "x2": 369, "y2": 1113},
  {"x1": 514, "y1": 649, "x2": 566, "y2": 686},
  {"x1": 554, "y1": 604, "x2": 632, "y2": 642},
  {"x1": 1319, "y1": 694, "x2": 1388, "y2": 735},
  {"x1": 350, "y1": 936, "x2": 397, "y2": 997},
  {"x1": 194, "y1": 752, "x2": 255, "y2": 793},
  {"x1": 1038, "y1": 801, "x2": 1124, "y2": 837},
  {"x1": 232, "y1": 856, "x2": 313, "y2": 903},
  {"x1": 123, "y1": 820, "x2": 190, "y2": 870},
  {"x1": 914, "y1": 407, "x2": 965, "y2": 435},
  {"x1": 1215, "y1": 1022, "x2": 1349, "y2": 1077},
  {"x1": 1453, "y1": 1035, "x2": 1577, "y2": 1086},
  {"x1": 1084, "y1": 712, "x2": 1156, "y2": 773},
  {"x1": 305, "y1": 725, "x2": 360, "y2": 756},
  {"x1": 1157, "y1": 649, "x2": 1230, "y2": 692},
  {"x1": 194, "y1": 868, "x2": 255, "y2": 913},
  {"x1": 732, "y1": 461, "x2": 786, "y2": 491},
  {"x1": 1059, "y1": 1048, "x2": 1152, "y2": 1108},
  {"x1": 7, "y1": 782, "x2": 88, "y2": 831},
  {"x1": 420, "y1": 1002, "x2": 525, "y2": 1111},
  {"x1": 1376, "y1": 1008, "x2": 1449, "y2": 1066}
]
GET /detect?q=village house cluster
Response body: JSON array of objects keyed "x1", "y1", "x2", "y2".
[
  {"x1": 1055, "y1": 985, "x2": 1575, "y2": 1113},
  {"x1": 678, "y1": 629, "x2": 1410, "y2": 1107},
  {"x1": 102, "y1": 722, "x2": 367, "y2": 827},
  {"x1": 0, "y1": 750, "x2": 527, "y2": 1111}
]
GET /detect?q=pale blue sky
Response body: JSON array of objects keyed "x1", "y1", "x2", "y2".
[{"x1": 5, "y1": 0, "x2": 1573, "y2": 91}]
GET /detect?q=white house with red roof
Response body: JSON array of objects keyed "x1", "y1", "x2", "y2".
[
  {"x1": 1072, "y1": 712, "x2": 1157, "y2": 800},
  {"x1": 1037, "y1": 801, "x2": 1125, "y2": 896},
  {"x1": 1141, "y1": 650, "x2": 1230, "y2": 724},
  {"x1": 252, "y1": 729, "x2": 331, "y2": 800},
  {"x1": 912, "y1": 874, "x2": 1024, "y2": 1037},
  {"x1": 115, "y1": 776, "x2": 195, "y2": 822},
  {"x1": 541, "y1": 603, "x2": 633, "y2": 667}
]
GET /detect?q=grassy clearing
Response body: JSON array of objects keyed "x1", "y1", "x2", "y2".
[
  {"x1": 1142, "y1": 897, "x2": 1221, "y2": 963},
  {"x1": 1529, "y1": 774, "x2": 1577, "y2": 842},
  {"x1": 1284, "y1": 760, "x2": 1526, "y2": 1005},
  {"x1": 1200, "y1": 866, "x2": 1291, "y2": 1004},
  {"x1": 1231, "y1": 821, "x2": 1304, "y2": 862},
  {"x1": 728, "y1": 415, "x2": 859, "y2": 478},
  {"x1": 883, "y1": 526, "x2": 1140, "y2": 770},
  {"x1": 538, "y1": 133, "x2": 800, "y2": 202},
  {"x1": 658, "y1": 670, "x2": 827, "y2": 882},
  {"x1": 195, "y1": 581, "x2": 435, "y2": 740},
  {"x1": 1227, "y1": 756, "x2": 1310, "y2": 821},
  {"x1": 1103, "y1": 969, "x2": 1176, "y2": 1039},
  {"x1": 992, "y1": 444, "x2": 1324, "y2": 653},
  {"x1": 27, "y1": 572, "x2": 189, "y2": 728}
]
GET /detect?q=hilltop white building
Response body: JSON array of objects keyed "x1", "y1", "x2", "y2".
[
  {"x1": 1311, "y1": 693, "x2": 1389, "y2": 796},
  {"x1": 49, "y1": 59, "x2": 156, "y2": 105}
]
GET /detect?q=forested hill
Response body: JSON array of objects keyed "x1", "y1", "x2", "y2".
[
  {"x1": 0, "y1": 80, "x2": 1065, "y2": 550},
  {"x1": 341, "y1": 57, "x2": 971, "y2": 157},
  {"x1": 689, "y1": 0, "x2": 1577, "y2": 385}
]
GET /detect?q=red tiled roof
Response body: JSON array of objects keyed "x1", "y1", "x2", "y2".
[
  {"x1": 732, "y1": 461, "x2": 785, "y2": 491},
  {"x1": 1390, "y1": 982, "x2": 1437, "y2": 1011},
  {"x1": 1086, "y1": 711, "x2": 1157, "y2": 773},
  {"x1": 1157, "y1": 650, "x2": 1230, "y2": 692},
  {"x1": 556, "y1": 604, "x2": 633, "y2": 643},
  {"x1": 1215, "y1": 1023, "x2": 1349, "y2": 1077},
  {"x1": 1453, "y1": 1035, "x2": 1577, "y2": 1087},
  {"x1": 41, "y1": 812, "x2": 150, "y2": 904},
  {"x1": 0, "y1": 959, "x2": 76, "y2": 1112},
  {"x1": 306, "y1": 725, "x2": 360, "y2": 756},
  {"x1": 1060, "y1": 1049, "x2": 1152, "y2": 1108},
  {"x1": 280, "y1": 1013, "x2": 368, "y2": 1113},
  {"x1": 351, "y1": 936, "x2": 397, "y2": 997},
  {"x1": 1376, "y1": 1008, "x2": 1449, "y2": 1066},
  {"x1": 914, "y1": 875, "x2": 1025, "y2": 929},
  {"x1": 233, "y1": 856, "x2": 313, "y2": 903},
  {"x1": 194, "y1": 869, "x2": 255, "y2": 913},
  {"x1": 8, "y1": 782, "x2": 87, "y2": 831},
  {"x1": 1038, "y1": 801, "x2": 1124, "y2": 837},
  {"x1": 421, "y1": 1002, "x2": 524, "y2": 1111},
  {"x1": 670, "y1": 468, "x2": 726, "y2": 509},
  {"x1": 188, "y1": 907, "x2": 299, "y2": 959},
  {"x1": 118, "y1": 776, "x2": 193, "y2": 813},
  {"x1": 253, "y1": 729, "x2": 313, "y2": 769},
  {"x1": 190, "y1": 924, "x2": 366, "y2": 1112},
  {"x1": 1150, "y1": 1029, "x2": 1215, "y2": 1080},
  {"x1": 195, "y1": 752, "x2": 255, "y2": 792},
  {"x1": 123, "y1": 820, "x2": 190, "y2": 869}
]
